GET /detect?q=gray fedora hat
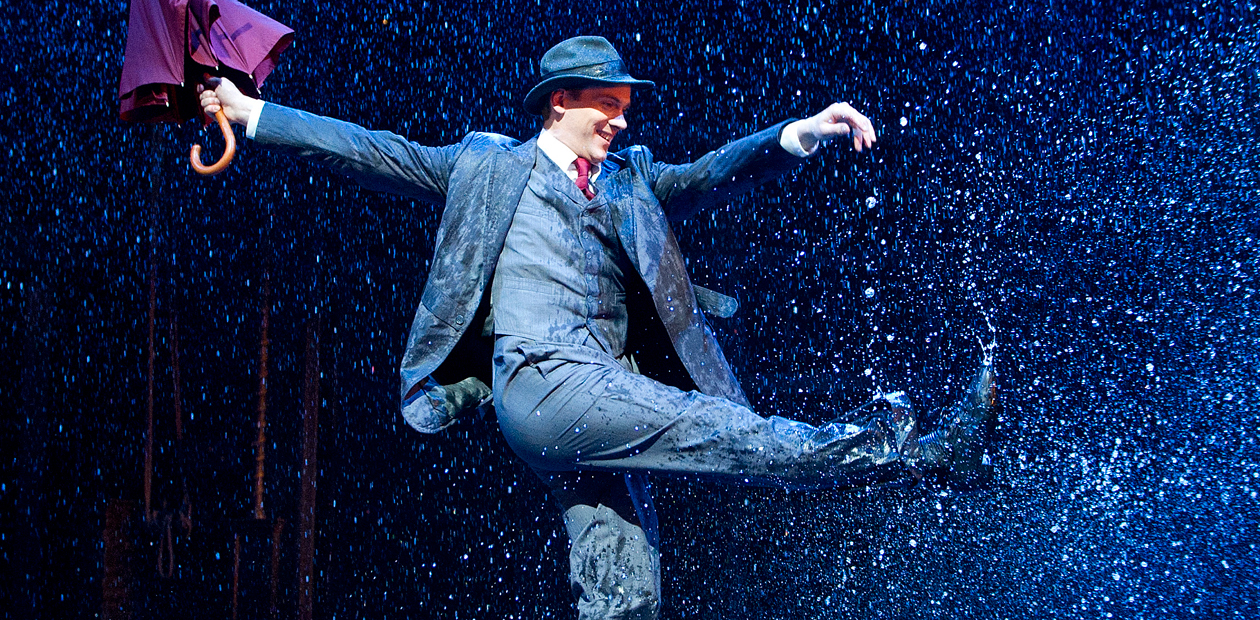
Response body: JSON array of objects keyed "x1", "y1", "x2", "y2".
[{"x1": 522, "y1": 36, "x2": 655, "y2": 115}]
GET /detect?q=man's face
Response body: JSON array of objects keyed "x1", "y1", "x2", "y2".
[{"x1": 546, "y1": 85, "x2": 632, "y2": 164}]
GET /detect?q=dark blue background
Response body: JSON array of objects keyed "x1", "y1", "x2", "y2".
[{"x1": 3, "y1": 0, "x2": 1257, "y2": 617}]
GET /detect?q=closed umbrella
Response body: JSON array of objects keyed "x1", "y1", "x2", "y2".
[{"x1": 119, "y1": 0, "x2": 292, "y2": 175}]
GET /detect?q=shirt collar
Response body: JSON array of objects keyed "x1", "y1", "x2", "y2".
[{"x1": 537, "y1": 129, "x2": 602, "y2": 182}]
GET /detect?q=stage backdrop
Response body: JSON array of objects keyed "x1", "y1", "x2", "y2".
[{"x1": 3, "y1": 0, "x2": 1257, "y2": 618}]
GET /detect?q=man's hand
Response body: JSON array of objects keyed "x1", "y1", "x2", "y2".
[
  {"x1": 196, "y1": 77, "x2": 260, "y2": 126},
  {"x1": 796, "y1": 102, "x2": 877, "y2": 153}
]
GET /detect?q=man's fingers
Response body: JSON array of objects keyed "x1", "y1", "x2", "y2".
[
  {"x1": 197, "y1": 88, "x2": 221, "y2": 115},
  {"x1": 809, "y1": 101, "x2": 878, "y2": 151},
  {"x1": 819, "y1": 119, "x2": 852, "y2": 139},
  {"x1": 856, "y1": 115, "x2": 875, "y2": 139},
  {"x1": 843, "y1": 108, "x2": 876, "y2": 143},
  {"x1": 856, "y1": 125, "x2": 873, "y2": 150},
  {"x1": 830, "y1": 102, "x2": 876, "y2": 141}
]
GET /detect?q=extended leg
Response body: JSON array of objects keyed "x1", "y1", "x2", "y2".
[
  {"x1": 495, "y1": 338, "x2": 997, "y2": 620},
  {"x1": 495, "y1": 338, "x2": 921, "y2": 490}
]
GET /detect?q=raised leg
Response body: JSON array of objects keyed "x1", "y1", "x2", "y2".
[{"x1": 495, "y1": 339, "x2": 922, "y2": 490}]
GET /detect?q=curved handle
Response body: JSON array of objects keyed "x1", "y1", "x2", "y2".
[{"x1": 189, "y1": 109, "x2": 236, "y2": 176}]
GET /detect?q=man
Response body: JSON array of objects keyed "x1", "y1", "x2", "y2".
[{"x1": 200, "y1": 36, "x2": 996, "y2": 620}]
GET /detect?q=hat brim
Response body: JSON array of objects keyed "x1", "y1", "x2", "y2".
[{"x1": 523, "y1": 74, "x2": 656, "y2": 116}]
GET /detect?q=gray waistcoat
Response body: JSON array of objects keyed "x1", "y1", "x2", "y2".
[{"x1": 491, "y1": 156, "x2": 632, "y2": 357}]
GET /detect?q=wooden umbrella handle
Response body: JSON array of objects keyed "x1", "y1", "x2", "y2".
[{"x1": 189, "y1": 109, "x2": 236, "y2": 176}]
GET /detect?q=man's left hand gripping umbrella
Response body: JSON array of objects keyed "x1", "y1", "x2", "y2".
[{"x1": 118, "y1": 0, "x2": 292, "y2": 175}]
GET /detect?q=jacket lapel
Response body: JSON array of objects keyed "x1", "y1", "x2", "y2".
[{"x1": 599, "y1": 158, "x2": 641, "y2": 278}]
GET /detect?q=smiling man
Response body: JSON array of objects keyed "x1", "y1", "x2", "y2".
[
  {"x1": 200, "y1": 35, "x2": 995, "y2": 620},
  {"x1": 544, "y1": 86, "x2": 631, "y2": 165}
]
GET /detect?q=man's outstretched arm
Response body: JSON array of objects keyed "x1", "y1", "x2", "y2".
[
  {"x1": 648, "y1": 102, "x2": 878, "y2": 220},
  {"x1": 197, "y1": 78, "x2": 462, "y2": 203}
]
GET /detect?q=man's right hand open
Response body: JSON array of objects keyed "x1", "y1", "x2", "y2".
[{"x1": 196, "y1": 77, "x2": 259, "y2": 126}]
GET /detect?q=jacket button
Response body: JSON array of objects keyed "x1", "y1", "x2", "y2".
[{"x1": 455, "y1": 315, "x2": 465, "y2": 325}]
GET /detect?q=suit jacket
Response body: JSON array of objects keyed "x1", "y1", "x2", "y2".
[{"x1": 254, "y1": 104, "x2": 804, "y2": 432}]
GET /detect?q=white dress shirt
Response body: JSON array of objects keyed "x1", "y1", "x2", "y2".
[{"x1": 536, "y1": 128, "x2": 603, "y2": 182}]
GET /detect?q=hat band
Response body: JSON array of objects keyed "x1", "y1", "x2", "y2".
[{"x1": 540, "y1": 59, "x2": 628, "y2": 82}]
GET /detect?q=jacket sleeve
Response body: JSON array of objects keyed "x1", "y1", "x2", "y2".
[
  {"x1": 647, "y1": 120, "x2": 805, "y2": 221},
  {"x1": 252, "y1": 103, "x2": 462, "y2": 204}
]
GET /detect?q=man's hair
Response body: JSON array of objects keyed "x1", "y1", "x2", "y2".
[{"x1": 544, "y1": 86, "x2": 590, "y2": 120}]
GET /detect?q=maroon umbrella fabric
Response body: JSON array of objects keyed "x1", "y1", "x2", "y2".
[
  {"x1": 119, "y1": 0, "x2": 292, "y2": 174},
  {"x1": 118, "y1": 0, "x2": 189, "y2": 123}
]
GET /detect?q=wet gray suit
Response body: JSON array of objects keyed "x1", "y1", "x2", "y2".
[
  {"x1": 492, "y1": 137, "x2": 923, "y2": 619},
  {"x1": 249, "y1": 104, "x2": 922, "y2": 620}
]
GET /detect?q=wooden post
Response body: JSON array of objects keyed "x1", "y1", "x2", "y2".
[
  {"x1": 269, "y1": 517, "x2": 286, "y2": 618},
  {"x1": 296, "y1": 318, "x2": 321, "y2": 620},
  {"x1": 143, "y1": 124, "x2": 162, "y2": 524},
  {"x1": 171, "y1": 312, "x2": 192, "y2": 535},
  {"x1": 101, "y1": 500, "x2": 134, "y2": 620},
  {"x1": 252, "y1": 275, "x2": 271, "y2": 520},
  {"x1": 231, "y1": 532, "x2": 242, "y2": 620},
  {"x1": 170, "y1": 313, "x2": 183, "y2": 442},
  {"x1": 143, "y1": 223, "x2": 157, "y2": 524}
]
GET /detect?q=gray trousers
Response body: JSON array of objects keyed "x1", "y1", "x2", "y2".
[{"x1": 493, "y1": 336, "x2": 920, "y2": 620}]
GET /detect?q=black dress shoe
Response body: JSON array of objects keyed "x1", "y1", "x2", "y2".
[{"x1": 917, "y1": 355, "x2": 998, "y2": 491}]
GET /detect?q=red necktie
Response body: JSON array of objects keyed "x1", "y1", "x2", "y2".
[{"x1": 574, "y1": 157, "x2": 595, "y2": 200}]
